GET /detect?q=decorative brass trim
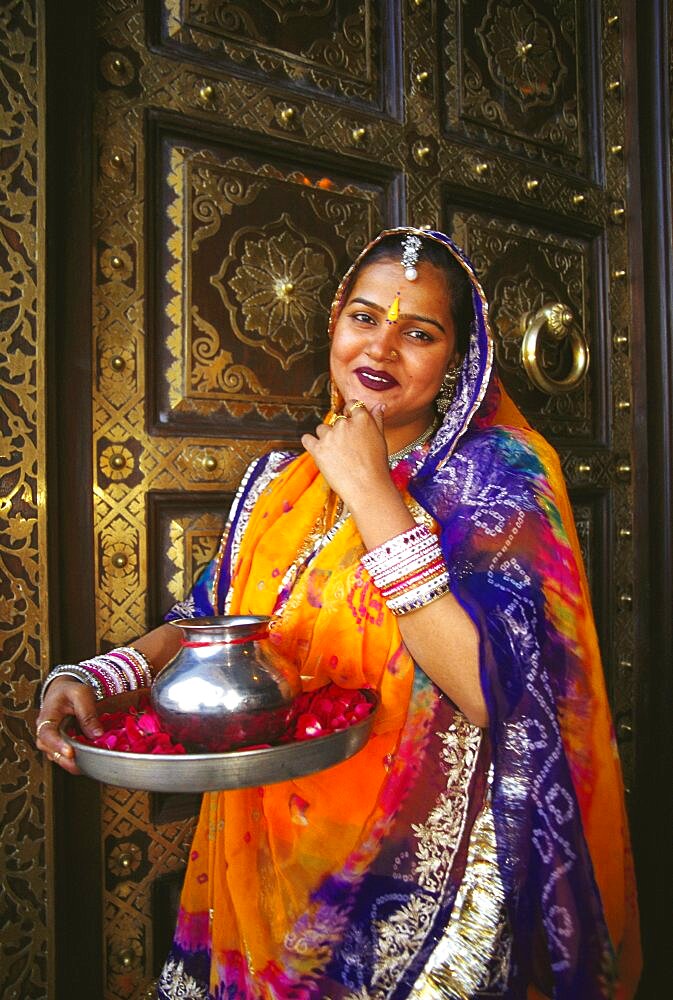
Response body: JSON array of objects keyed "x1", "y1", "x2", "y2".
[{"x1": 0, "y1": 0, "x2": 51, "y2": 995}]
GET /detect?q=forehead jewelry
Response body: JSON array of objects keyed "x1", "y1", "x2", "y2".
[
  {"x1": 386, "y1": 293, "x2": 400, "y2": 324},
  {"x1": 400, "y1": 234, "x2": 422, "y2": 281}
]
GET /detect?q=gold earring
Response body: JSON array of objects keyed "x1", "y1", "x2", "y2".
[{"x1": 435, "y1": 365, "x2": 461, "y2": 414}]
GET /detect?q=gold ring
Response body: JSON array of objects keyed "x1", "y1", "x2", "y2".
[
  {"x1": 53, "y1": 751, "x2": 62, "y2": 762},
  {"x1": 36, "y1": 719, "x2": 57, "y2": 738},
  {"x1": 328, "y1": 413, "x2": 348, "y2": 425},
  {"x1": 348, "y1": 401, "x2": 367, "y2": 413}
]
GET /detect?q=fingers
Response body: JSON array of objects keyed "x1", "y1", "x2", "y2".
[
  {"x1": 70, "y1": 687, "x2": 103, "y2": 739},
  {"x1": 36, "y1": 678, "x2": 102, "y2": 774},
  {"x1": 302, "y1": 400, "x2": 386, "y2": 457},
  {"x1": 36, "y1": 716, "x2": 79, "y2": 771},
  {"x1": 370, "y1": 402, "x2": 386, "y2": 432}
]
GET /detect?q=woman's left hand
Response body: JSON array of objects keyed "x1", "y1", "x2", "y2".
[{"x1": 301, "y1": 400, "x2": 392, "y2": 510}]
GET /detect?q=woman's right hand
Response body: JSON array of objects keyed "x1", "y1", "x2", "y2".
[{"x1": 36, "y1": 677, "x2": 104, "y2": 774}]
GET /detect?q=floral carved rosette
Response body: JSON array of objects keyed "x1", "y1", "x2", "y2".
[
  {"x1": 477, "y1": 0, "x2": 566, "y2": 109},
  {"x1": 210, "y1": 214, "x2": 337, "y2": 371}
]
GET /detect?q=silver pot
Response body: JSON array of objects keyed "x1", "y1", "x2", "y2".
[{"x1": 150, "y1": 615, "x2": 300, "y2": 752}]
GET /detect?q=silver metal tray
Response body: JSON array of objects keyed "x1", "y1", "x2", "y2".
[{"x1": 60, "y1": 689, "x2": 378, "y2": 793}]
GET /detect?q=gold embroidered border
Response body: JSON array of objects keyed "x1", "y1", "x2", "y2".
[
  {"x1": 359, "y1": 716, "x2": 484, "y2": 998},
  {"x1": 410, "y1": 781, "x2": 509, "y2": 999}
]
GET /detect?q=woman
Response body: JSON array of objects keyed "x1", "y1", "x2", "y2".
[{"x1": 37, "y1": 229, "x2": 640, "y2": 999}]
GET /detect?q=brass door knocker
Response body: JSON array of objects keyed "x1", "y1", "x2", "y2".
[{"x1": 520, "y1": 303, "x2": 590, "y2": 395}]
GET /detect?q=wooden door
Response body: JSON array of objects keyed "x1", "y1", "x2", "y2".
[{"x1": 54, "y1": 1, "x2": 643, "y2": 995}]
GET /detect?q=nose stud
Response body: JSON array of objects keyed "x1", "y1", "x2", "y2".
[{"x1": 389, "y1": 349, "x2": 400, "y2": 361}]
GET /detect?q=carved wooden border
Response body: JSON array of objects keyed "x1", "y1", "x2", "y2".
[{"x1": 0, "y1": 1, "x2": 51, "y2": 996}]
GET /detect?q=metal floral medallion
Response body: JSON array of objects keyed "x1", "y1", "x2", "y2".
[{"x1": 213, "y1": 217, "x2": 334, "y2": 369}]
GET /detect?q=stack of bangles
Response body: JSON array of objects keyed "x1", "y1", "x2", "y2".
[
  {"x1": 40, "y1": 646, "x2": 152, "y2": 704},
  {"x1": 360, "y1": 523, "x2": 451, "y2": 616}
]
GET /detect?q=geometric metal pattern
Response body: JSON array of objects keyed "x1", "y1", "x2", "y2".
[
  {"x1": 157, "y1": 0, "x2": 389, "y2": 111},
  {"x1": 443, "y1": 0, "x2": 591, "y2": 175},
  {"x1": 0, "y1": 2, "x2": 51, "y2": 997}
]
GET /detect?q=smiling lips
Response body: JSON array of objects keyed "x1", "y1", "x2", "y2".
[{"x1": 355, "y1": 367, "x2": 400, "y2": 391}]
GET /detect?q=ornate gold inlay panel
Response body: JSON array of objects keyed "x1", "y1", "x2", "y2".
[
  {"x1": 151, "y1": 503, "x2": 228, "y2": 620},
  {"x1": 157, "y1": 135, "x2": 383, "y2": 435},
  {"x1": 440, "y1": 0, "x2": 589, "y2": 175},
  {"x1": 158, "y1": 0, "x2": 386, "y2": 108},
  {"x1": 0, "y1": 0, "x2": 50, "y2": 996}
]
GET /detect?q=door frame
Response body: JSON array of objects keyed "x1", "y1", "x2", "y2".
[{"x1": 43, "y1": 2, "x2": 670, "y2": 996}]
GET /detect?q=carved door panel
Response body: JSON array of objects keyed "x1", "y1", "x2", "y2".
[{"x1": 80, "y1": 2, "x2": 638, "y2": 995}]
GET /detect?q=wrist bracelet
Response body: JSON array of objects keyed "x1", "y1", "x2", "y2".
[
  {"x1": 41, "y1": 645, "x2": 154, "y2": 705},
  {"x1": 40, "y1": 664, "x2": 106, "y2": 704}
]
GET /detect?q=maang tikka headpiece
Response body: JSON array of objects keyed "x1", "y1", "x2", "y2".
[{"x1": 400, "y1": 234, "x2": 422, "y2": 281}]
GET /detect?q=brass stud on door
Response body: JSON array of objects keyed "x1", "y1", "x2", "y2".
[{"x1": 413, "y1": 142, "x2": 431, "y2": 163}]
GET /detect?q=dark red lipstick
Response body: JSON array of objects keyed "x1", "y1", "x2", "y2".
[{"x1": 354, "y1": 367, "x2": 400, "y2": 391}]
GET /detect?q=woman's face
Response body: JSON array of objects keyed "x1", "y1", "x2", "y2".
[{"x1": 330, "y1": 258, "x2": 461, "y2": 443}]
